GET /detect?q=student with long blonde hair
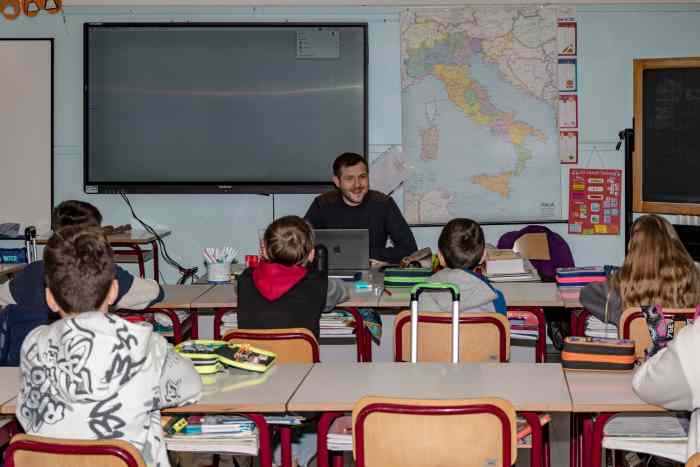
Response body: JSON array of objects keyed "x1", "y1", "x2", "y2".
[{"x1": 581, "y1": 214, "x2": 700, "y2": 326}]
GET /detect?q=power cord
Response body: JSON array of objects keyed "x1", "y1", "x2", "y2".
[{"x1": 120, "y1": 192, "x2": 198, "y2": 283}]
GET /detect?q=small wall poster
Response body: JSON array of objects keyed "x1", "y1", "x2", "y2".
[
  {"x1": 568, "y1": 168, "x2": 622, "y2": 235},
  {"x1": 558, "y1": 21, "x2": 577, "y2": 56},
  {"x1": 559, "y1": 94, "x2": 578, "y2": 128},
  {"x1": 558, "y1": 58, "x2": 577, "y2": 91},
  {"x1": 560, "y1": 130, "x2": 578, "y2": 164}
]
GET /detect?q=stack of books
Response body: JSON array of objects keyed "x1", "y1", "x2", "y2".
[
  {"x1": 585, "y1": 315, "x2": 617, "y2": 338},
  {"x1": 319, "y1": 311, "x2": 356, "y2": 337},
  {"x1": 327, "y1": 416, "x2": 353, "y2": 451},
  {"x1": 220, "y1": 311, "x2": 355, "y2": 339},
  {"x1": 556, "y1": 266, "x2": 608, "y2": 301},
  {"x1": 164, "y1": 415, "x2": 258, "y2": 454},
  {"x1": 507, "y1": 310, "x2": 539, "y2": 341},
  {"x1": 485, "y1": 250, "x2": 538, "y2": 282}
]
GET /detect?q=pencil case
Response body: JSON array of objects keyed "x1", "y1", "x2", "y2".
[
  {"x1": 176, "y1": 340, "x2": 277, "y2": 374},
  {"x1": 383, "y1": 267, "x2": 432, "y2": 288},
  {"x1": 561, "y1": 336, "x2": 636, "y2": 371},
  {"x1": 175, "y1": 340, "x2": 227, "y2": 375}
]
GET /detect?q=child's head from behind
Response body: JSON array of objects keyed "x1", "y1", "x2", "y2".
[
  {"x1": 262, "y1": 216, "x2": 314, "y2": 267},
  {"x1": 437, "y1": 218, "x2": 485, "y2": 269},
  {"x1": 52, "y1": 200, "x2": 103, "y2": 231},
  {"x1": 616, "y1": 214, "x2": 700, "y2": 308},
  {"x1": 44, "y1": 225, "x2": 117, "y2": 317}
]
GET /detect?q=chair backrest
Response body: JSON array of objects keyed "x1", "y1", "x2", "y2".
[
  {"x1": 618, "y1": 307, "x2": 695, "y2": 360},
  {"x1": 513, "y1": 233, "x2": 551, "y2": 261},
  {"x1": 497, "y1": 225, "x2": 574, "y2": 281},
  {"x1": 5, "y1": 434, "x2": 145, "y2": 467},
  {"x1": 223, "y1": 327, "x2": 320, "y2": 363},
  {"x1": 687, "y1": 452, "x2": 700, "y2": 467},
  {"x1": 394, "y1": 311, "x2": 510, "y2": 362},
  {"x1": 352, "y1": 396, "x2": 517, "y2": 467}
]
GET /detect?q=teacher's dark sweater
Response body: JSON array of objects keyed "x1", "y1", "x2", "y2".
[{"x1": 305, "y1": 190, "x2": 417, "y2": 263}]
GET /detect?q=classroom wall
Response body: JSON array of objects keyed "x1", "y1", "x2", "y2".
[{"x1": 3, "y1": 3, "x2": 700, "y2": 282}]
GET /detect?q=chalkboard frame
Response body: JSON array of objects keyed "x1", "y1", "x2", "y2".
[{"x1": 633, "y1": 56, "x2": 700, "y2": 215}]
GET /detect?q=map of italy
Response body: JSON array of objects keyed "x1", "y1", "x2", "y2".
[{"x1": 388, "y1": 7, "x2": 561, "y2": 224}]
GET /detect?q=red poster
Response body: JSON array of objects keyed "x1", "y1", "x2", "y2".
[{"x1": 568, "y1": 168, "x2": 622, "y2": 235}]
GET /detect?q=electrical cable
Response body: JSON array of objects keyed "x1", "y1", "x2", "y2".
[{"x1": 120, "y1": 192, "x2": 198, "y2": 282}]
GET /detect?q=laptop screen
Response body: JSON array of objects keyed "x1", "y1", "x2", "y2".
[{"x1": 313, "y1": 229, "x2": 369, "y2": 271}]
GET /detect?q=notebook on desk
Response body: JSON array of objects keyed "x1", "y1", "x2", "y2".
[{"x1": 314, "y1": 229, "x2": 369, "y2": 279}]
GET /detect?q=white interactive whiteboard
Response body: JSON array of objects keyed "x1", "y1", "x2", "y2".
[{"x1": 0, "y1": 39, "x2": 52, "y2": 234}]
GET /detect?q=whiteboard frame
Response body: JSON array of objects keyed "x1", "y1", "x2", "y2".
[{"x1": 0, "y1": 38, "x2": 53, "y2": 235}]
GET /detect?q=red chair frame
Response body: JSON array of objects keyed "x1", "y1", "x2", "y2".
[
  {"x1": 111, "y1": 240, "x2": 160, "y2": 283},
  {"x1": 507, "y1": 306, "x2": 546, "y2": 363},
  {"x1": 4, "y1": 436, "x2": 142, "y2": 467},
  {"x1": 353, "y1": 401, "x2": 514, "y2": 467},
  {"x1": 394, "y1": 313, "x2": 509, "y2": 362}
]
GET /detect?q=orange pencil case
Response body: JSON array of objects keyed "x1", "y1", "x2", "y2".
[{"x1": 561, "y1": 336, "x2": 636, "y2": 371}]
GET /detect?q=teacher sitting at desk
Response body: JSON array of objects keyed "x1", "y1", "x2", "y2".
[{"x1": 305, "y1": 152, "x2": 418, "y2": 264}]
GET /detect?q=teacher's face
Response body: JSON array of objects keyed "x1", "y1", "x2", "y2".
[{"x1": 333, "y1": 162, "x2": 369, "y2": 207}]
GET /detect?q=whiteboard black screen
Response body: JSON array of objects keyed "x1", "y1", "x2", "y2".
[
  {"x1": 84, "y1": 23, "x2": 367, "y2": 193},
  {"x1": 642, "y1": 67, "x2": 700, "y2": 203}
]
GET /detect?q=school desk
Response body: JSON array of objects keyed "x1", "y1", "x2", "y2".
[
  {"x1": 287, "y1": 362, "x2": 572, "y2": 467},
  {"x1": 37, "y1": 229, "x2": 170, "y2": 282},
  {"x1": 133, "y1": 284, "x2": 213, "y2": 342},
  {"x1": 201, "y1": 283, "x2": 375, "y2": 361},
  {"x1": 0, "y1": 367, "x2": 19, "y2": 410},
  {"x1": 163, "y1": 363, "x2": 313, "y2": 467},
  {"x1": 566, "y1": 369, "x2": 664, "y2": 467}
]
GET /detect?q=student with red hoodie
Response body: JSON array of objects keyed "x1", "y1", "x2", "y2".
[{"x1": 237, "y1": 215, "x2": 348, "y2": 339}]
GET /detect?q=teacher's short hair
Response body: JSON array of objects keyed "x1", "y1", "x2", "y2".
[{"x1": 333, "y1": 152, "x2": 367, "y2": 177}]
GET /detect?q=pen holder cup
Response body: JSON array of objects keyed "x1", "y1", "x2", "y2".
[{"x1": 208, "y1": 262, "x2": 232, "y2": 283}]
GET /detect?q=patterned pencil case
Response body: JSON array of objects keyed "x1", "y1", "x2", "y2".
[
  {"x1": 175, "y1": 340, "x2": 276, "y2": 374},
  {"x1": 561, "y1": 336, "x2": 636, "y2": 371},
  {"x1": 383, "y1": 267, "x2": 433, "y2": 288}
]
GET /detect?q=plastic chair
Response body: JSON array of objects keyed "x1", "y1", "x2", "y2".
[
  {"x1": 4, "y1": 434, "x2": 145, "y2": 467},
  {"x1": 393, "y1": 311, "x2": 511, "y2": 362},
  {"x1": 223, "y1": 328, "x2": 320, "y2": 363},
  {"x1": 618, "y1": 307, "x2": 695, "y2": 360},
  {"x1": 352, "y1": 396, "x2": 517, "y2": 467},
  {"x1": 687, "y1": 452, "x2": 700, "y2": 467}
]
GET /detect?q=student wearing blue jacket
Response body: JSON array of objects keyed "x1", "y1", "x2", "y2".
[
  {"x1": 423, "y1": 218, "x2": 506, "y2": 314},
  {"x1": 0, "y1": 200, "x2": 163, "y2": 366}
]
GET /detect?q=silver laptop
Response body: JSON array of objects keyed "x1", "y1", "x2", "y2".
[{"x1": 314, "y1": 229, "x2": 369, "y2": 279}]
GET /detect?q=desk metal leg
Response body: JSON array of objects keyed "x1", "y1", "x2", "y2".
[
  {"x1": 150, "y1": 240, "x2": 159, "y2": 283},
  {"x1": 246, "y1": 413, "x2": 273, "y2": 467},
  {"x1": 521, "y1": 411, "x2": 545, "y2": 467},
  {"x1": 316, "y1": 412, "x2": 345, "y2": 467},
  {"x1": 279, "y1": 425, "x2": 293, "y2": 467},
  {"x1": 589, "y1": 412, "x2": 614, "y2": 467}
]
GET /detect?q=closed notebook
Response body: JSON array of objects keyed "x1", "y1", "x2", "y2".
[{"x1": 561, "y1": 336, "x2": 636, "y2": 371}]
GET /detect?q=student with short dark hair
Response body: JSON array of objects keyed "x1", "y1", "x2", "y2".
[
  {"x1": 236, "y1": 215, "x2": 348, "y2": 339},
  {"x1": 422, "y1": 218, "x2": 506, "y2": 314},
  {"x1": 305, "y1": 152, "x2": 417, "y2": 264},
  {"x1": 16, "y1": 226, "x2": 201, "y2": 467},
  {"x1": 0, "y1": 200, "x2": 163, "y2": 366}
]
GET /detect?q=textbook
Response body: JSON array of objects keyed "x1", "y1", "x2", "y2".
[{"x1": 485, "y1": 250, "x2": 526, "y2": 275}]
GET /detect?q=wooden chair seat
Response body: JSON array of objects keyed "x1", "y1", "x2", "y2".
[
  {"x1": 687, "y1": 452, "x2": 700, "y2": 467},
  {"x1": 223, "y1": 327, "x2": 320, "y2": 363},
  {"x1": 352, "y1": 396, "x2": 518, "y2": 467},
  {"x1": 394, "y1": 310, "x2": 511, "y2": 362},
  {"x1": 5, "y1": 434, "x2": 145, "y2": 467},
  {"x1": 619, "y1": 307, "x2": 695, "y2": 360}
]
